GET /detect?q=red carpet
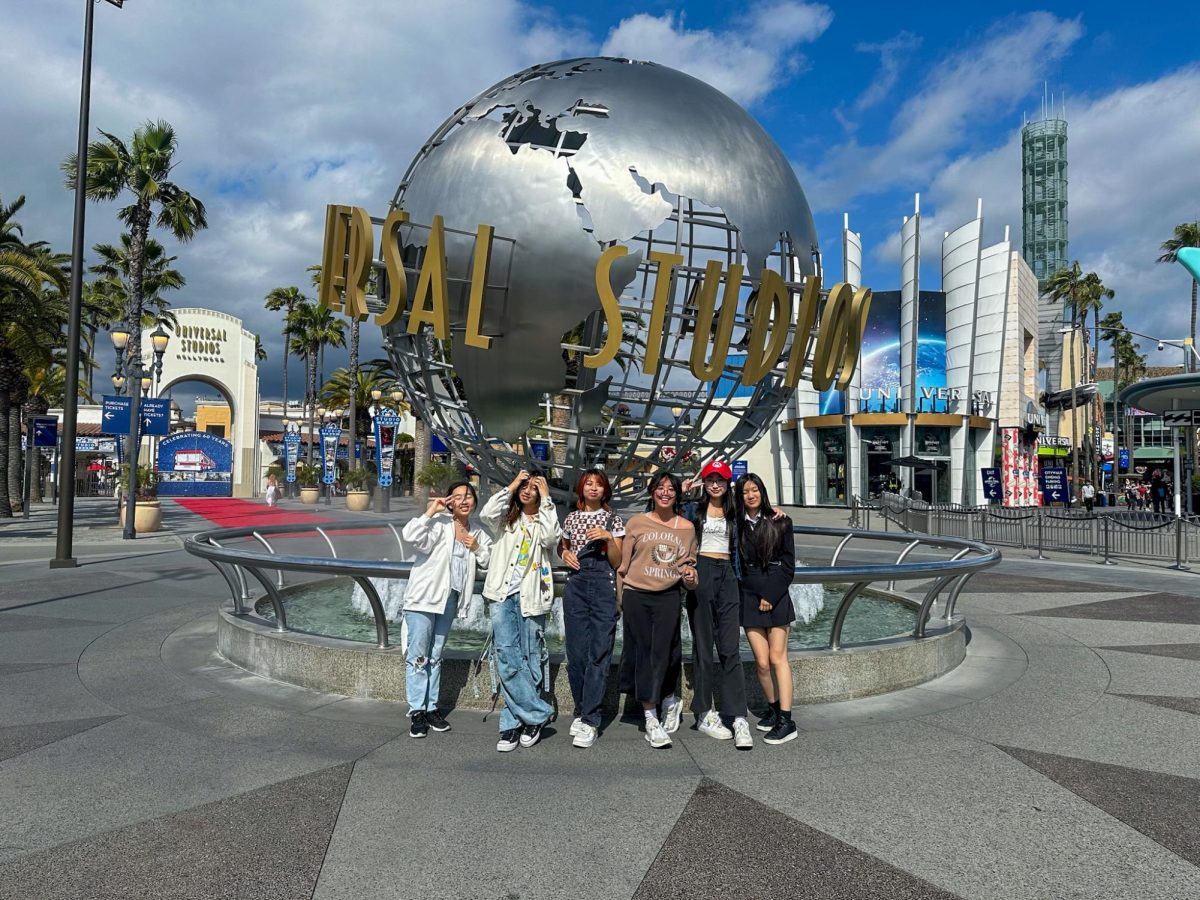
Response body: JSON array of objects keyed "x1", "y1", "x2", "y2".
[{"x1": 173, "y1": 497, "x2": 336, "y2": 529}]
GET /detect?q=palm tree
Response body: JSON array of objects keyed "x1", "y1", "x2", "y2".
[
  {"x1": 320, "y1": 360, "x2": 406, "y2": 464},
  {"x1": 263, "y1": 286, "x2": 305, "y2": 415},
  {"x1": 0, "y1": 195, "x2": 68, "y2": 516},
  {"x1": 62, "y1": 120, "x2": 206, "y2": 371},
  {"x1": 90, "y1": 235, "x2": 185, "y2": 337},
  {"x1": 1076, "y1": 273, "x2": 1114, "y2": 486},
  {"x1": 1045, "y1": 262, "x2": 1088, "y2": 493},
  {"x1": 255, "y1": 336, "x2": 267, "y2": 364},
  {"x1": 1158, "y1": 222, "x2": 1200, "y2": 372},
  {"x1": 286, "y1": 299, "x2": 346, "y2": 465},
  {"x1": 1101, "y1": 311, "x2": 1146, "y2": 486}
]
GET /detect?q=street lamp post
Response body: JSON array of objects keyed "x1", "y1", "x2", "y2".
[
  {"x1": 115, "y1": 323, "x2": 168, "y2": 540},
  {"x1": 52, "y1": 0, "x2": 125, "y2": 568}
]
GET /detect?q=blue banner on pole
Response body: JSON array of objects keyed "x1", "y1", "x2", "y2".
[
  {"x1": 1039, "y1": 467, "x2": 1070, "y2": 504},
  {"x1": 373, "y1": 413, "x2": 400, "y2": 487},
  {"x1": 284, "y1": 429, "x2": 301, "y2": 483},
  {"x1": 319, "y1": 424, "x2": 341, "y2": 485},
  {"x1": 1118, "y1": 447, "x2": 1130, "y2": 470},
  {"x1": 980, "y1": 467, "x2": 1002, "y2": 501}
]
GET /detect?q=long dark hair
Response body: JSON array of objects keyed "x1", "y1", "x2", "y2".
[
  {"x1": 734, "y1": 473, "x2": 783, "y2": 564},
  {"x1": 645, "y1": 471, "x2": 685, "y2": 516},
  {"x1": 504, "y1": 468, "x2": 543, "y2": 528},
  {"x1": 699, "y1": 474, "x2": 736, "y2": 520}
]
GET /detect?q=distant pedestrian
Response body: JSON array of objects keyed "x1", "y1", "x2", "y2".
[
  {"x1": 1137, "y1": 483, "x2": 1150, "y2": 510},
  {"x1": 264, "y1": 473, "x2": 280, "y2": 507},
  {"x1": 1081, "y1": 480, "x2": 1095, "y2": 513}
]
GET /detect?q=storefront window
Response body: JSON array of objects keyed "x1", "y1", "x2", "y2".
[
  {"x1": 817, "y1": 429, "x2": 847, "y2": 504},
  {"x1": 861, "y1": 428, "x2": 900, "y2": 498},
  {"x1": 915, "y1": 426, "x2": 951, "y2": 503}
]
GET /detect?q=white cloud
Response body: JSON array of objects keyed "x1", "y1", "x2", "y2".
[
  {"x1": 600, "y1": 2, "x2": 832, "y2": 107},
  {"x1": 799, "y1": 12, "x2": 1083, "y2": 211},
  {"x1": 852, "y1": 31, "x2": 922, "y2": 113},
  {"x1": 925, "y1": 66, "x2": 1200, "y2": 343},
  {"x1": 0, "y1": 0, "x2": 587, "y2": 397}
]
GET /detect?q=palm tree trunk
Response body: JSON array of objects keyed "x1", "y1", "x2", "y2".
[
  {"x1": 0, "y1": 389, "x2": 10, "y2": 517},
  {"x1": 1093, "y1": 307, "x2": 1102, "y2": 488},
  {"x1": 126, "y1": 202, "x2": 153, "y2": 367},
  {"x1": 1068, "y1": 307, "x2": 1079, "y2": 500},
  {"x1": 307, "y1": 353, "x2": 318, "y2": 467},
  {"x1": 7, "y1": 400, "x2": 22, "y2": 514},
  {"x1": 1191, "y1": 280, "x2": 1198, "y2": 374},
  {"x1": 282, "y1": 298, "x2": 294, "y2": 414},
  {"x1": 348, "y1": 319, "x2": 360, "y2": 470}
]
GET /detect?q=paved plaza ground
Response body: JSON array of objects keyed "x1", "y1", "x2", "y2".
[{"x1": 1, "y1": 497, "x2": 1199, "y2": 899}]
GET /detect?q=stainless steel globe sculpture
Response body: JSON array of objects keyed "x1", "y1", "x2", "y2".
[{"x1": 384, "y1": 56, "x2": 820, "y2": 501}]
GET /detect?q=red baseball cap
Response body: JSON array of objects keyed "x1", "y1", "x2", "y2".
[{"x1": 699, "y1": 460, "x2": 733, "y2": 482}]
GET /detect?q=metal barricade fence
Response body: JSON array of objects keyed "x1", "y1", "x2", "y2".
[{"x1": 862, "y1": 491, "x2": 1200, "y2": 567}]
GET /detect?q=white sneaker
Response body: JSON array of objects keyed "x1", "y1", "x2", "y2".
[
  {"x1": 661, "y1": 700, "x2": 683, "y2": 734},
  {"x1": 732, "y1": 717, "x2": 754, "y2": 750},
  {"x1": 568, "y1": 717, "x2": 584, "y2": 737},
  {"x1": 644, "y1": 716, "x2": 672, "y2": 749},
  {"x1": 573, "y1": 723, "x2": 597, "y2": 748},
  {"x1": 698, "y1": 710, "x2": 733, "y2": 740}
]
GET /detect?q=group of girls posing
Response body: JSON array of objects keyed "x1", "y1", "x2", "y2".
[{"x1": 395, "y1": 463, "x2": 797, "y2": 752}]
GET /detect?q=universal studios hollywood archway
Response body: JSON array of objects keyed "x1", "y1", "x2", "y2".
[{"x1": 149, "y1": 308, "x2": 260, "y2": 498}]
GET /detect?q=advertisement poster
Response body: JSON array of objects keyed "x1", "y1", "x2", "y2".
[
  {"x1": 914, "y1": 290, "x2": 947, "y2": 412},
  {"x1": 373, "y1": 413, "x2": 400, "y2": 488},
  {"x1": 821, "y1": 290, "x2": 902, "y2": 415},
  {"x1": 156, "y1": 432, "x2": 234, "y2": 497},
  {"x1": 319, "y1": 423, "x2": 341, "y2": 485}
]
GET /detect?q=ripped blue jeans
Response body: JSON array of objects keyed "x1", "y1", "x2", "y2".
[
  {"x1": 490, "y1": 592, "x2": 553, "y2": 732},
  {"x1": 404, "y1": 590, "x2": 459, "y2": 716}
]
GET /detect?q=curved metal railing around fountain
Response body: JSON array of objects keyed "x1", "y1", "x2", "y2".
[{"x1": 184, "y1": 520, "x2": 1000, "y2": 653}]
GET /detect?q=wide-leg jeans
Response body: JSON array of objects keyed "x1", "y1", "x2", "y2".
[
  {"x1": 490, "y1": 591, "x2": 553, "y2": 732},
  {"x1": 403, "y1": 589, "x2": 459, "y2": 715},
  {"x1": 563, "y1": 554, "x2": 618, "y2": 727}
]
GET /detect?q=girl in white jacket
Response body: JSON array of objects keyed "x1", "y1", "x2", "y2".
[
  {"x1": 480, "y1": 470, "x2": 560, "y2": 752},
  {"x1": 400, "y1": 480, "x2": 492, "y2": 739}
]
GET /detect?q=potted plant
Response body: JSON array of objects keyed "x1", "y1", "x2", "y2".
[
  {"x1": 117, "y1": 464, "x2": 163, "y2": 533},
  {"x1": 415, "y1": 461, "x2": 457, "y2": 497},
  {"x1": 297, "y1": 464, "x2": 321, "y2": 504},
  {"x1": 342, "y1": 467, "x2": 373, "y2": 512}
]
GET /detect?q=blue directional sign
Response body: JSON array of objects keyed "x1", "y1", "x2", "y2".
[
  {"x1": 31, "y1": 416, "x2": 58, "y2": 448},
  {"x1": 101, "y1": 395, "x2": 131, "y2": 434},
  {"x1": 1039, "y1": 467, "x2": 1070, "y2": 504},
  {"x1": 980, "y1": 467, "x2": 1002, "y2": 502},
  {"x1": 139, "y1": 398, "x2": 170, "y2": 436},
  {"x1": 731, "y1": 459, "x2": 749, "y2": 480}
]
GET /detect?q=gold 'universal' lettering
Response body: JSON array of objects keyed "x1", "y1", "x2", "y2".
[
  {"x1": 374, "y1": 208, "x2": 409, "y2": 327},
  {"x1": 407, "y1": 215, "x2": 450, "y2": 339},
  {"x1": 583, "y1": 245, "x2": 628, "y2": 369},
  {"x1": 643, "y1": 250, "x2": 684, "y2": 375},
  {"x1": 689, "y1": 261, "x2": 743, "y2": 381},
  {"x1": 741, "y1": 270, "x2": 792, "y2": 383},
  {"x1": 342, "y1": 206, "x2": 373, "y2": 321},
  {"x1": 463, "y1": 224, "x2": 495, "y2": 350}
]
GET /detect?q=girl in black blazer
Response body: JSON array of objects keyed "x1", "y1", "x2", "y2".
[{"x1": 734, "y1": 473, "x2": 797, "y2": 745}]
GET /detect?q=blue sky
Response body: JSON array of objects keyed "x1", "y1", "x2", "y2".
[{"x1": 4, "y1": 1, "x2": 1199, "y2": 405}]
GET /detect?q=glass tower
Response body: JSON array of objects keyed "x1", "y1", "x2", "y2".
[{"x1": 1021, "y1": 117, "x2": 1068, "y2": 290}]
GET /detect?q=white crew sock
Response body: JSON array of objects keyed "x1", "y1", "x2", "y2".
[
  {"x1": 662, "y1": 694, "x2": 679, "y2": 710},
  {"x1": 644, "y1": 709, "x2": 657, "y2": 721}
]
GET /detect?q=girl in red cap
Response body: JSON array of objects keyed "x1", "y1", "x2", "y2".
[{"x1": 681, "y1": 460, "x2": 753, "y2": 750}]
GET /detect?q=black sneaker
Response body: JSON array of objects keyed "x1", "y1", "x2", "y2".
[
  {"x1": 755, "y1": 707, "x2": 779, "y2": 732},
  {"x1": 497, "y1": 727, "x2": 521, "y2": 752},
  {"x1": 519, "y1": 720, "x2": 545, "y2": 748},
  {"x1": 426, "y1": 709, "x2": 451, "y2": 732},
  {"x1": 763, "y1": 717, "x2": 798, "y2": 745},
  {"x1": 408, "y1": 711, "x2": 429, "y2": 739}
]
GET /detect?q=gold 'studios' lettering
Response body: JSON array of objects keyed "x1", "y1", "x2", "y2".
[{"x1": 318, "y1": 204, "x2": 870, "y2": 389}]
